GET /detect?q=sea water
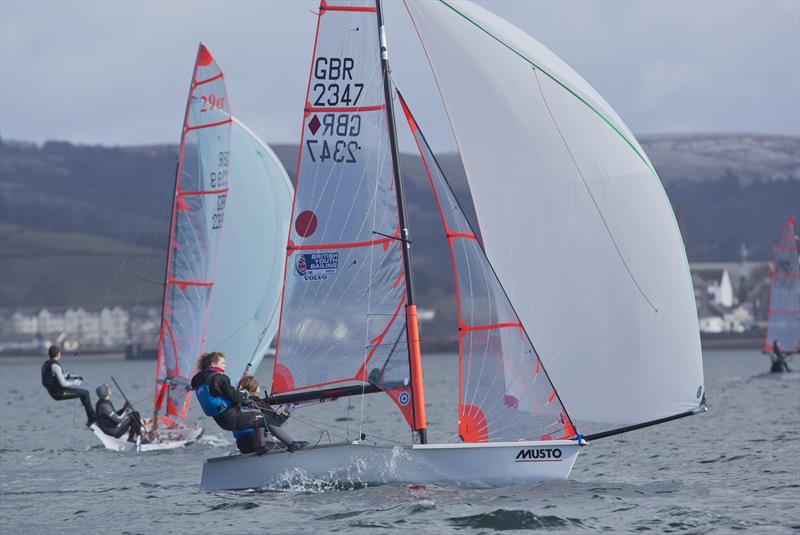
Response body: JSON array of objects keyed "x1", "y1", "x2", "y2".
[{"x1": 1, "y1": 350, "x2": 798, "y2": 534}]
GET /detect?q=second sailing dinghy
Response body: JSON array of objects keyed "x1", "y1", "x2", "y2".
[
  {"x1": 92, "y1": 44, "x2": 230, "y2": 451},
  {"x1": 200, "y1": 0, "x2": 705, "y2": 489},
  {"x1": 93, "y1": 45, "x2": 294, "y2": 451}
]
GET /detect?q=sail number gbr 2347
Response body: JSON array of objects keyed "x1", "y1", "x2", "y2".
[{"x1": 312, "y1": 57, "x2": 363, "y2": 107}]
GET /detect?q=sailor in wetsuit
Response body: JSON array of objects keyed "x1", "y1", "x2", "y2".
[
  {"x1": 235, "y1": 376, "x2": 302, "y2": 453},
  {"x1": 94, "y1": 384, "x2": 146, "y2": 443},
  {"x1": 191, "y1": 352, "x2": 262, "y2": 432},
  {"x1": 769, "y1": 340, "x2": 794, "y2": 373},
  {"x1": 41, "y1": 345, "x2": 95, "y2": 425}
]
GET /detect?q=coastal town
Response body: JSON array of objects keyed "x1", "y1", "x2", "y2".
[{"x1": 0, "y1": 258, "x2": 777, "y2": 357}]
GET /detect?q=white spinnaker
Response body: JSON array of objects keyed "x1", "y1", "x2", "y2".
[
  {"x1": 405, "y1": 0, "x2": 704, "y2": 426},
  {"x1": 205, "y1": 118, "x2": 294, "y2": 378}
]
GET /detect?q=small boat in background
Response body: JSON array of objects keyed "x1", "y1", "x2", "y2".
[
  {"x1": 763, "y1": 216, "x2": 800, "y2": 373},
  {"x1": 92, "y1": 43, "x2": 293, "y2": 451}
]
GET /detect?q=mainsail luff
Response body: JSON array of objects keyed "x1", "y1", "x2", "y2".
[
  {"x1": 764, "y1": 216, "x2": 800, "y2": 352},
  {"x1": 375, "y1": 0, "x2": 428, "y2": 442},
  {"x1": 271, "y1": 0, "x2": 415, "y2": 430},
  {"x1": 153, "y1": 43, "x2": 231, "y2": 424}
]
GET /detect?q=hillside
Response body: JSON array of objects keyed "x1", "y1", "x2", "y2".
[{"x1": 1, "y1": 134, "x2": 798, "y2": 320}]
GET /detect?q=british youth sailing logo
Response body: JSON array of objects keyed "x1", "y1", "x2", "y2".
[
  {"x1": 515, "y1": 448, "x2": 562, "y2": 462},
  {"x1": 295, "y1": 252, "x2": 339, "y2": 281}
]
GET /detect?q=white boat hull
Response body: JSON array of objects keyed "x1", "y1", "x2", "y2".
[
  {"x1": 90, "y1": 419, "x2": 203, "y2": 453},
  {"x1": 200, "y1": 440, "x2": 581, "y2": 490}
]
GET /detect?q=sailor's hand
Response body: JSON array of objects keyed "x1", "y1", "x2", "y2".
[{"x1": 278, "y1": 404, "x2": 294, "y2": 417}]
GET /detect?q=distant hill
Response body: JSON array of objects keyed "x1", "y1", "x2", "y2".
[{"x1": 1, "y1": 134, "x2": 798, "y2": 320}]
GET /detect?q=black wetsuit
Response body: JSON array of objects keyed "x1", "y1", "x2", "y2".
[
  {"x1": 95, "y1": 399, "x2": 143, "y2": 441},
  {"x1": 234, "y1": 397, "x2": 292, "y2": 453},
  {"x1": 190, "y1": 369, "x2": 259, "y2": 432},
  {"x1": 770, "y1": 345, "x2": 792, "y2": 373},
  {"x1": 41, "y1": 358, "x2": 95, "y2": 424}
]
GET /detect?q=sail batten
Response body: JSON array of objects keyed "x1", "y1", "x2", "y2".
[{"x1": 405, "y1": 0, "x2": 704, "y2": 426}]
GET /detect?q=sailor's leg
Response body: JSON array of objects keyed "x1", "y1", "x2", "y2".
[
  {"x1": 58, "y1": 387, "x2": 95, "y2": 423},
  {"x1": 267, "y1": 424, "x2": 294, "y2": 449}
]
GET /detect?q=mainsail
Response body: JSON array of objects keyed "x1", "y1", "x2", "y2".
[
  {"x1": 272, "y1": 0, "x2": 415, "y2": 427},
  {"x1": 764, "y1": 217, "x2": 800, "y2": 352},
  {"x1": 154, "y1": 44, "x2": 231, "y2": 419},
  {"x1": 405, "y1": 0, "x2": 704, "y2": 427},
  {"x1": 204, "y1": 118, "x2": 294, "y2": 378},
  {"x1": 399, "y1": 93, "x2": 573, "y2": 443}
]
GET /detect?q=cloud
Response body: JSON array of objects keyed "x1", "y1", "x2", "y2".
[{"x1": 1, "y1": 0, "x2": 798, "y2": 149}]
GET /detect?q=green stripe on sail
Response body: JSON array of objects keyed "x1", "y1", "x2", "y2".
[
  {"x1": 437, "y1": 0, "x2": 655, "y2": 176},
  {"x1": 432, "y1": 0, "x2": 694, "y2": 283}
]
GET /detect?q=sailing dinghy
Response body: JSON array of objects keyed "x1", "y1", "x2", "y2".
[
  {"x1": 93, "y1": 44, "x2": 292, "y2": 451},
  {"x1": 763, "y1": 217, "x2": 800, "y2": 365},
  {"x1": 200, "y1": 0, "x2": 705, "y2": 489}
]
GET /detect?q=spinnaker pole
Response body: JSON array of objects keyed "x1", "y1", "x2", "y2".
[{"x1": 375, "y1": 0, "x2": 427, "y2": 444}]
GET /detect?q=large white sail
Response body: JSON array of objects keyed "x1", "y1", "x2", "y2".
[
  {"x1": 204, "y1": 118, "x2": 294, "y2": 379},
  {"x1": 405, "y1": 0, "x2": 704, "y2": 426}
]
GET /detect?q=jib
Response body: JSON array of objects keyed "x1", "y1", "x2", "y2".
[{"x1": 516, "y1": 448, "x2": 562, "y2": 460}]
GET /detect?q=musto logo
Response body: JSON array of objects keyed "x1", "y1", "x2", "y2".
[{"x1": 515, "y1": 448, "x2": 562, "y2": 462}]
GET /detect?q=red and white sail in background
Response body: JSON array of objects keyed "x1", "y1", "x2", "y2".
[
  {"x1": 154, "y1": 44, "x2": 232, "y2": 419},
  {"x1": 764, "y1": 217, "x2": 800, "y2": 352},
  {"x1": 272, "y1": 1, "x2": 414, "y2": 427}
]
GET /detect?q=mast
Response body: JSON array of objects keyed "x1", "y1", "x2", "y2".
[{"x1": 375, "y1": 0, "x2": 427, "y2": 443}]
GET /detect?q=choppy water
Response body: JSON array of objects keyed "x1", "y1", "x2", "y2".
[{"x1": 1, "y1": 350, "x2": 798, "y2": 534}]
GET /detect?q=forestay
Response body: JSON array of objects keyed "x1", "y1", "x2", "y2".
[
  {"x1": 405, "y1": 0, "x2": 704, "y2": 426},
  {"x1": 764, "y1": 217, "x2": 800, "y2": 352},
  {"x1": 399, "y1": 92, "x2": 574, "y2": 443},
  {"x1": 204, "y1": 118, "x2": 294, "y2": 379},
  {"x1": 272, "y1": 0, "x2": 414, "y2": 426},
  {"x1": 155, "y1": 44, "x2": 231, "y2": 418}
]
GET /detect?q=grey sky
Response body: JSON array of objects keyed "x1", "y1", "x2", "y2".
[{"x1": 1, "y1": 0, "x2": 798, "y2": 152}]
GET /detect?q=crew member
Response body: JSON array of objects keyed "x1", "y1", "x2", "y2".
[
  {"x1": 41, "y1": 345, "x2": 95, "y2": 425},
  {"x1": 769, "y1": 340, "x2": 793, "y2": 373},
  {"x1": 190, "y1": 352, "x2": 260, "y2": 432},
  {"x1": 94, "y1": 384, "x2": 146, "y2": 443},
  {"x1": 235, "y1": 375, "x2": 301, "y2": 453}
]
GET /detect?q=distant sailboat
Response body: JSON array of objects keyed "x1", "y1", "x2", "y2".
[
  {"x1": 201, "y1": 0, "x2": 705, "y2": 489},
  {"x1": 763, "y1": 217, "x2": 800, "y2": 372},
  {"x1": 91, "y1": 44, "x2": 293, "y2": 452}
]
